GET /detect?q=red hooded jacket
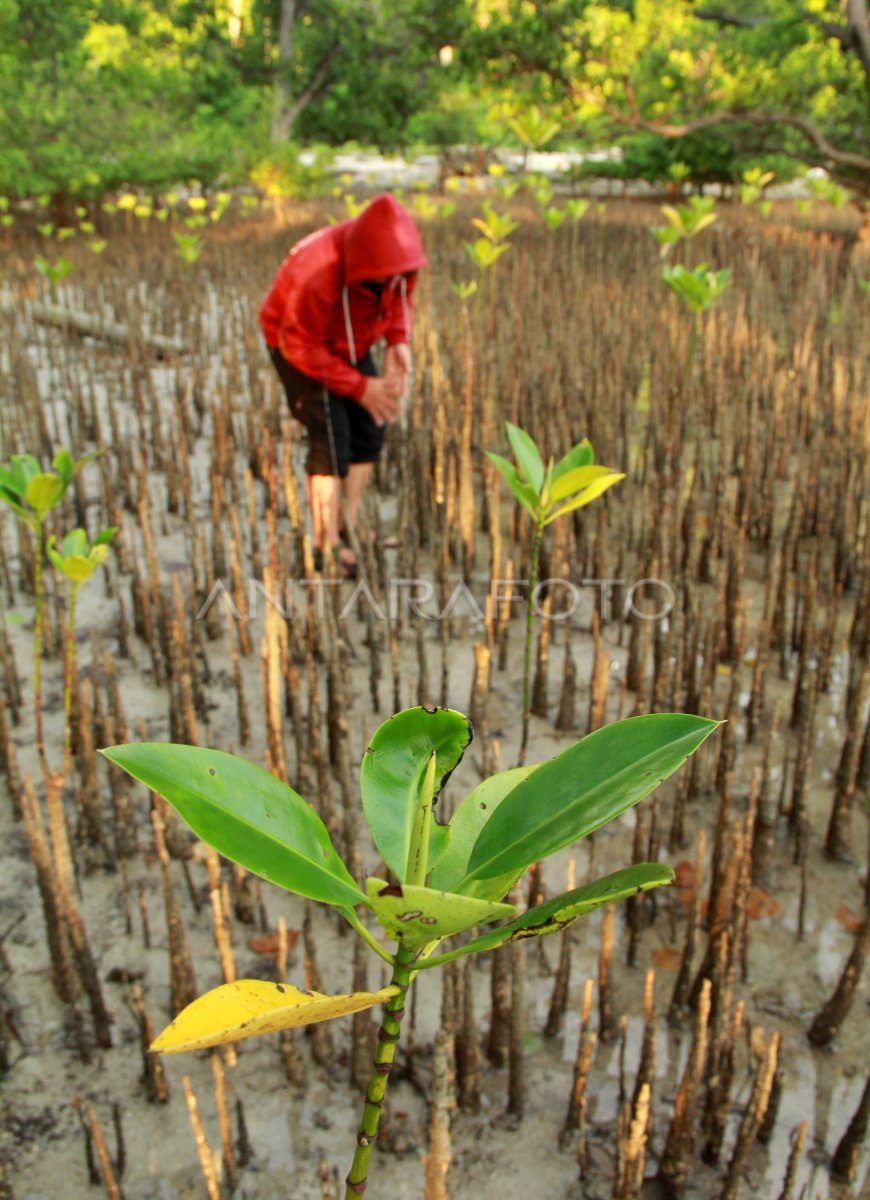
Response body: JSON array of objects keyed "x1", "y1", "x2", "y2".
[{"x1": 259, "y1": 194, "x2": 427, "y2": 402}]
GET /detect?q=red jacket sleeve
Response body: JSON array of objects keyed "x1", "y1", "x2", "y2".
[
  {"x1": 277, "y1": 265, "x2": 368, "y2": 402},
  {"x1": 383, "y1": 272, "x2": 417, "y2": 347}
]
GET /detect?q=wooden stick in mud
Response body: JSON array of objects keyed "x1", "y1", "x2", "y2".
[
  {"x1": 775, "y1": 1121, "x2": 806, "y2": 1200},
  {"x1": 658, "y1": 978, "x2": 712, "y2": 1199},
  {"x1": 507, "y1": 940, "x2": 527, "y2": 1118},
  {"x1": 668, "y1": 829, "x2": 706, "y2": 1021},
  {"x1": 182, "y1": 1076, "x2": 223, "y2": 1200},
  {"x1": 303, "y1": 904, "x2": 336, "y2": 1073},
  {"x1": 486, "y1": 945, "x2": 511, "y2": 1068},
  {"x1": 718, "y1": 1030, "x2": 780, "y2": 1200},
  {"x1": 458, "y1": 956, "x2": 482, "y2": 1114},
  {"x1": 613, "y1": 1082, "x2": 651, "y2": 1200},
  {"x1": 544, "y1": 860, "x2": 575, "y2": 1039},
  {"x1": 422, "y1": 1030, "x2": 453, "y2": 1200},
  {"x1": 829, "y1": 1070, "x2": 870, "y2": 1185},
  {"x1": 211, "y1": 1053, "x2": 238, "y2": 1193},
  {"x1": 126, "y1": 984, "x2": 169, "y2": 1103},
  {"x1": 560, "y1": 977, "x2": 594, "y2": 1152},
  {"x1": 806, "y1": 914, "x2": 870, "y2": 1046},
  {"x1": 74, "y1": 1100, "x2": 124, "y2": 1200},
  {"x1": 598, "y1": 903, "x2": 618, "y2": 1043},
  {"x1": 151, "y1": 809, "x2": 197, "y2": 1017}
]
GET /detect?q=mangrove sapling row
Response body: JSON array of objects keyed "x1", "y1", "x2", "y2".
[
  {"x1": 0, "y1": 197, "x2": 868, "y2": 1196},
  {"x1": 102, "y1": 705, "x2": 717, "y2": 1196}
]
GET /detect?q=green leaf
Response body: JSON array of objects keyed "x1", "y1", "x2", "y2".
[
  {"x1": 548, "y1": 464, "x2": 613, "y2": 506},
  {"x1": 552, "y1": 439, "x2": 593, "y2": 481},
  {"x1": 543, "y1": 472, "x2": 625, "y2": 524},
  {"x1": 360, "y1": 707, "x2": 472, "y2": 883},
  {"x1": 0, "y1": 465, "x2": 23, "y2": 498},
  {"x1": 430, "y1": 766, "x2": 536, "y2": 900},
  {"x1": 100, "y1": 744, "x2": 364, "y2": 909},
  {"x1": 459, "y1": 715, "x2": 719, "y2": 889},
  {"x1": 505, "y1": 422, "x2": 545, "y2": 492},
  {"x1": 413, "y1": 864, "x2": 675, "y2": 969},
  {"x1": 485, "y1": 451, "x2": 539, "y2": 517},
  {"x1": 51, "y1": 448, "x2": 74, "y2": 485},
  {"x1": 151, "y1": 979, "x2": 400, "y2": 1054},
  {"x1": 24, "y1": 473, "x2": 64, "y2": 519},
  {"x1": 11, "y1": 455, "x2": 40, "y2": 491},
  {"x1": 365, "y1": 878, "x2": 515, "y2": 949}
]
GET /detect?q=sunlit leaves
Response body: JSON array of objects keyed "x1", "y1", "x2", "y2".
[{"x1": 488, "y1": 422, "x2": 622, "y2": 532}]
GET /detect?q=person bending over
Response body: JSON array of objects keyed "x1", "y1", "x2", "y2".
[{"x1": 259, "y1": 192, "x2": 426, "y2": 575}]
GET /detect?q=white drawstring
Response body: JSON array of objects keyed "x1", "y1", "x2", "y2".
[
  {"x1": 342, "y1": 285, "x2": 357, "y2": 365},
  {"x1": 399, "y1": 275, "x2": 411, "y2": 342}
]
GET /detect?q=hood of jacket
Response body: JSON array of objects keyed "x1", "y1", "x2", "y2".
[{"x1": 343, "y1": 194, "x2": 427, "y2": 285}]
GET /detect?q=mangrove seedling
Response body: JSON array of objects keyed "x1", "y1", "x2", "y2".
[
  {"x1": 0, "y1": 450, "x2": 100, "y2": 771},
  {"x1": 101, "y1": 704, "x2": 717, "y2": 1199},
  {"x1": 486, "y1": 423, "x2": 624, "y2": 765},
  {"x1": 649, "y1": 195, "x2": 718, "y2": 258}
]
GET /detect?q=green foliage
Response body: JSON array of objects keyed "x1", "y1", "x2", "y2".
[
  {"x1": 649, "y1": 196, "x2": 718, "y2": 257},
  {"x1": 460, "y1": 715, "x2": 717, "y2": 889},
  {"x1": 0, "y1": 449, "x2": 96, "y2": 529},
  {"x1": 359, "y1": 707, "x2": 471, "y2": 883},
  {"x1": 34, "y1": 256, "x2": 73, "y2": 286},
  {"x1": 172, "y1": 231, "x2": 204, "y2": 265},
  {"x1": 102, "y1": 698, "x2": 717, "y2": 1196},
  {"x1": 100, "y1": 744, "x2": 366, "y2": 910},
  {"x1": 416, "y1": 864, "x2": 677, "y2": 968},
  {"x1": 486, "y1": 422, "x2": 623, "y2": 527},
  {"x1": 365, "y1": 878, "x2": 515, "y2": 948},
  {"x1": 103, "y1": 705, "x2": 715, "y2": 969},
  {"x1": 662, "y1": 262, "x2": 732, "y2": 314},
  {"x1": 46, "y1": 526, "x2": 116, "y2": 585}
]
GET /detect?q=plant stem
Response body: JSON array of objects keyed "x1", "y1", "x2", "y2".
[
  {"x1": 343, "y1": 909, "x2": 396, "y2": 967},
  {"x1": 678, "y1": 314, "x2": 699, "y2": 400},
  {"x1": 62, "y1": 583, "x2": 79, "y2": 783},
  {"x1": 344, "y1": 944, "x2": 415, "y2": 1198},
  {"x1": 518, "y1": 524, "x2": 543, "y2": 766},
  {"x1": 32, "y1": 519, "x2": 48, "y2": 778}
]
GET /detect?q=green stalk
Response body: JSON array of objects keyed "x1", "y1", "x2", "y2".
[
  {"x1": 32, "y1": 519, "x2": 48, "y2": 777},
  {"x1": 61, "y1": 583, "x2": 79, "y2": 783},
  {"x1": 344, "y1": 754, "x2": 435, "y2": 1197},
  {"x1": 678, "y1": 314, "x2": 699, "y2": 401},
  {"x1": 518, "y1": 523, "x2": 543, "y2": 767},
  {"x1": 344, "y1": 945, "x2": 415, "y2": 1198},
  {"x1": 342, "y1": 909, "x2": 396, "y2": 967}
]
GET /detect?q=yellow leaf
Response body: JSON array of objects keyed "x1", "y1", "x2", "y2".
[{"x1": 151, "y1": 979, "x2": 400, "y2": 1054}]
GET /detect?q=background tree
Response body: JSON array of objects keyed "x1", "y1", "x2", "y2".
[{"x1": 467, "y1": 0, "x2": 870, "y2": 201}]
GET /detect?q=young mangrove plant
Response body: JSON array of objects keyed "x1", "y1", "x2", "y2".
[
  {"x1": 486, "y1": 423, "x2": 624, "y2": 764},
  {"x1": 101, "y1": 706, "x2": 716, "y2": 1197},
  {"x1": 0, "y1": 450, "x2": 100, "y2": 771}
]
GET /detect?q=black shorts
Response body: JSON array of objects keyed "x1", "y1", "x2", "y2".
[{"x1": 268, "y1": 345, "x2": 385, "y2": 478}]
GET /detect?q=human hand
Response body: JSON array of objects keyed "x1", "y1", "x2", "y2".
[
  {"x1": 385, "y1": 343, "x2": 411, "y2": 405},
  {"x1": 361, "y1": 376, "x2": 402, "y2": 426},
  {"x1": 386, "y1": 343, "x2": 412, "y2": 376}
]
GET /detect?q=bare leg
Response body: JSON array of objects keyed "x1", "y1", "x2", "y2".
[
  {"x1": 307, "y1": 474, "x2": 342, "y2": 550},
  {"x1": 343, "y1": 462, "x2": 374, "y2": 533}
]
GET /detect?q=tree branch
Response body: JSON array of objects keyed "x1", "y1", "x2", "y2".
[
  {"x1": 694, "y1": 6, "x2": 855, "y2": 49},
  {"x1": 285, "y1": 40, "x2": 340, "y2": 131},
  {"x1": 578, "y1": 96, "x2": 870, "y2": 173}
]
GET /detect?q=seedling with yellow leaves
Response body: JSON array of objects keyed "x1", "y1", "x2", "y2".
[
  {"x1": 486, "y1": 422, "x2": 624, "y2": 764},
  {"x1": 102, "y1": 703, "x2": 716, "y2": 1199}
]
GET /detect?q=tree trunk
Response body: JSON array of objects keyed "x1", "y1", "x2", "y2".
[{"x1": 270, "y1": 0, "x2": 297, "y2": 145}]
